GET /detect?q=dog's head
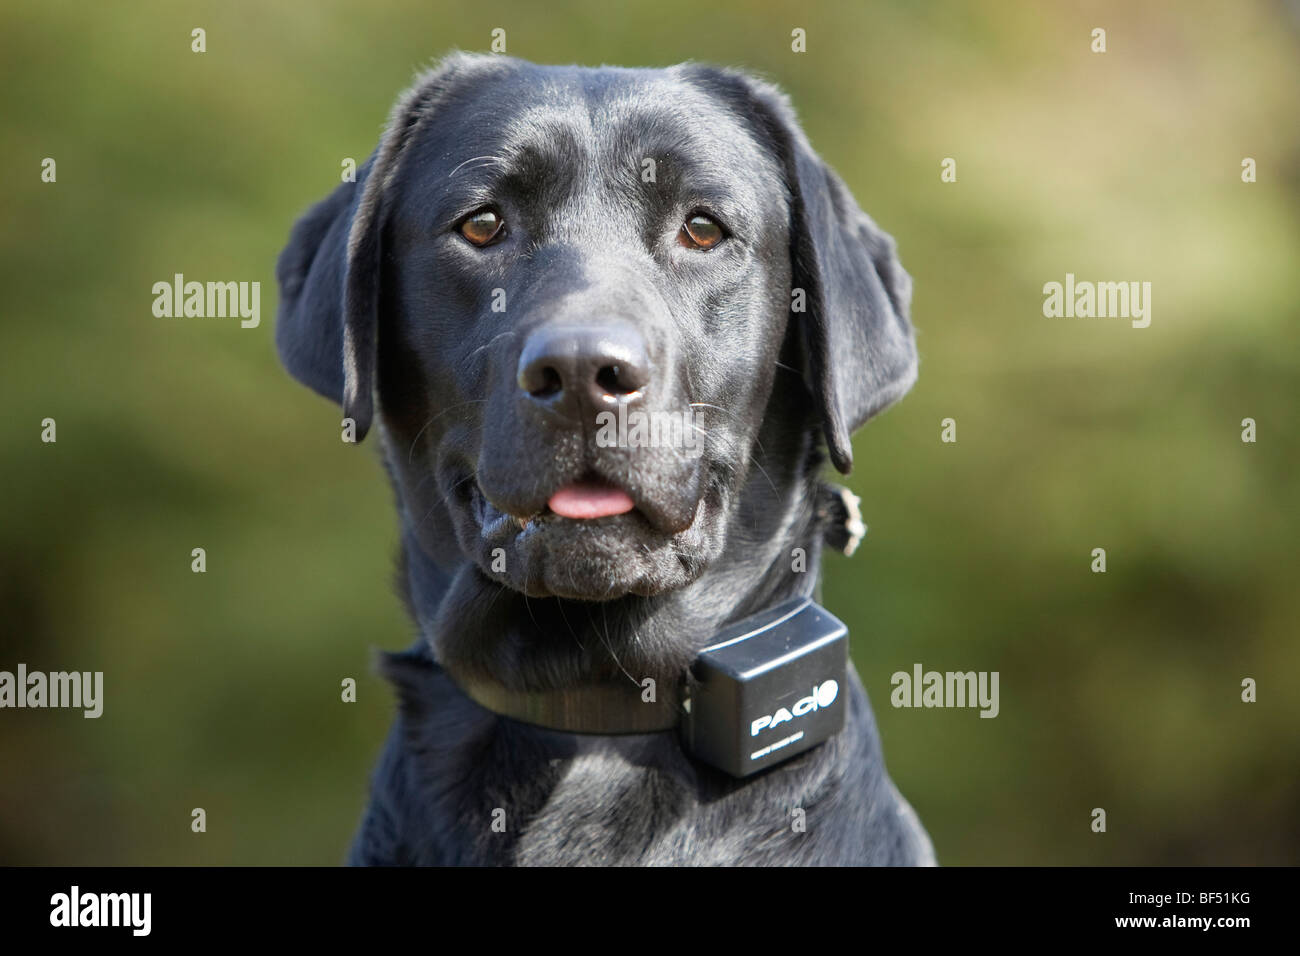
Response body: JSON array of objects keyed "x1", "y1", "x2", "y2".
[{"x1": 277, "y1": 54, "x2": 915, "y2": 604}]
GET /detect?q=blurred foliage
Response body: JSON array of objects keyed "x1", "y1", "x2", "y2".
[{"x1": 1, "y1": 0, "x2": 1297, "y2": 864}]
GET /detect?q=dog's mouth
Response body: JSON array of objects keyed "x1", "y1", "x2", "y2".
[
  {"x1": 472, "y1": 474, "x2": 655, "y2": 538},
  {"x1": 461, "y1": 468, "x2": 714, "y2": 600},
  {"x1": 546, "y1": 481, "x2": 636, "y2": 520}
]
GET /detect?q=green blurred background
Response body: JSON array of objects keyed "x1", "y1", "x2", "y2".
[{"x1": 2, "y1": 0, "x2": 1298, "y2": 864}]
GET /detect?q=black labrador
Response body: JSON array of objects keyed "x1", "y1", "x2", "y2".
[{"x1": 276, "y1": 53, "x2": 934, "y2": 865}]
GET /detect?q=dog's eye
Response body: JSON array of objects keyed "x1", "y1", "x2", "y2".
[
  {"x1": 459, "y1": 209, "x2": 505, "y2": 247},
  {"x1": 679, "y1": 213, "x2": 725, "y2": 250}
]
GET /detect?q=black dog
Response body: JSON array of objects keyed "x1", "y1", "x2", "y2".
[{"x1": 276, "y1": 53, "x2": 934, "y2": 865}]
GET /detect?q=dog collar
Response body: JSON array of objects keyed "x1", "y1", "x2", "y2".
[
  {"x1": 456, "y1": 673, "x2": 682, "y2": 734},
  {"x1": 454, "y1": 597, "x2": 849, "y2": 778}
]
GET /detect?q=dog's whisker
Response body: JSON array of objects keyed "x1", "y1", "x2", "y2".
[
  {"x1": 406, "y1": 399, "x2": 487, "y2": 466},
  {"x1": 688, "y1": 402, "x2": 772, "y2": 461},
  {"x1": 413, "y1": 471, "x2": 477, "y2": 532},
  {"x1": 467, "y1": 329, "x2": 518, "y2": 362},
  {"x1": 555, "y1": 600, "x2": 585, "y2": 653},
  {"x1": 522, "y1": 589, "x2": 543, "y2": 637},
  {"x1": 447, "y1": 154, "x2": 504, "y2": 177},
  {"x1": 477, "y1": 577, "x2": 513, "y2": 619},
  {"x1": 588, "y1": 603, "x2": 639, "y2": 688},
  {"x1": 684, "y1": 421, "x2": 779, "y2": 498}
]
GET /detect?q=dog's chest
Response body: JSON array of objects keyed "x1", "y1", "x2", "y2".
[
  {"x1": 373, "y1": 654, "x2": 932, "y2": 865},
  {"x1": 507, "y1": 747, "x2": 799, "y2": 866}
]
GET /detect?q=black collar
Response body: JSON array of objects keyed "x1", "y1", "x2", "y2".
[
  {"x1": 451, "y1": 597, "x2": 824, "y2": 736},
  {"x1": 456, "y1": 673, "x2": 681, "y2": 734},
  {"x1": 449, "y1": 596, "x2": 850, "y2": 781}
]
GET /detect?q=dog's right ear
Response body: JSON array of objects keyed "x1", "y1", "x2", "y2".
[
  {"x1": 275, "y1": 52, "x2": 501, "y2": 442},
  {"x1": 274, "y1": 156, "x2": 376, "y2": 430}
]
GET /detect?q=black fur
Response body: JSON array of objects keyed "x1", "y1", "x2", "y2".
[{"x1": 276, "y1": 53, "x2": 931, "y2": 865}]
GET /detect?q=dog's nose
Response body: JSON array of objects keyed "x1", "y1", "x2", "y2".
[{"x1": 517, "y1": 324, "x2": 650, "y2": 419}]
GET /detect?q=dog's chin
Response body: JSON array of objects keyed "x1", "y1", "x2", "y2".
[{"x1": 467, "y1": 485, "x2": 716, "y2": 600}]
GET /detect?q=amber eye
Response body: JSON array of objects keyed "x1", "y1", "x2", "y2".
[
  {"x1": 679, "y1": 213, "x2": 725, "y2": 250},
  {"x1": 459, "y1": 208, "x2": 505, "y2": 246}
]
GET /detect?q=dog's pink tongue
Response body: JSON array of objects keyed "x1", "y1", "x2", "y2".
[{"x1": 548, "y1": 483, "x2": 635, "y2": 519}]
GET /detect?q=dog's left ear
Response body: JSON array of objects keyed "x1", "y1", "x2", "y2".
[
  {"x1": 690, "y1": 69, "x2": 917, "y2": 474},
  {"x1": 789, "y1": 145, "x2": 917, "y2": 475}
]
